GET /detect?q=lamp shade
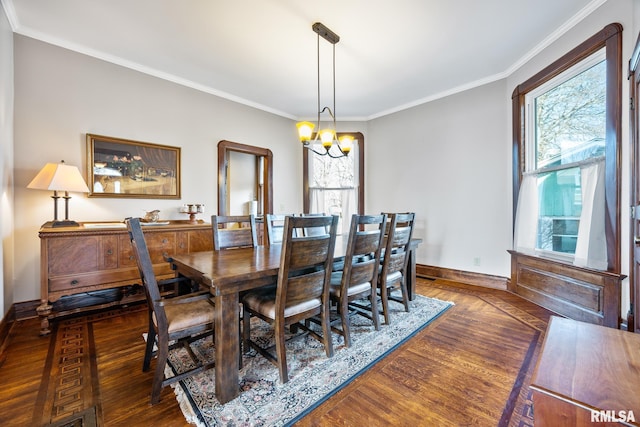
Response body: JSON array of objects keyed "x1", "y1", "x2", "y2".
[
  {"x1": 338, "y1": 135, "x2": 354, "y2": 154},
  {"x1": 319, "y1": 129, "x2": 335, "y2": 149},
  {"x1": 296, "y1": 121, "x2": 315, "y2": 143},
  {"x1": 27, "y1": 162, "x2": 90, "y2": 193}
]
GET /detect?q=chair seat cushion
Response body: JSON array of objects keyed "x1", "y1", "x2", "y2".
[
  {"x1": 243, "y1": 288, "x2": 321, "y2": 320},
  {"x1": 330, "y1": 281, "x2": 372, "y2": 299},
  {"x1": 161, "y1": 299, "x2": 215, "y2": 334},
  {"x1": 381, "y1": 270, "x2": 403, "y2": 287}
]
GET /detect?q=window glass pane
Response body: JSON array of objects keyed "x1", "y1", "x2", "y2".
[
  {"x1": 310, "y1": 143, "x2": 355, "y2": 188},
  {"x1": 308, "y1": 140, "x2": 359, "y2": 235},
  {"x1": 528, "y1": 58, "x2": 606, "y2": 258},
  {"x1": 537, "y1": 167, "x2": 581, "y2": 254},
  {"x1": 534, "y1": 61, "x2": 606, "y2": 169}
]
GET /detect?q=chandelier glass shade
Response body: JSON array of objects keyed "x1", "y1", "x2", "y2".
[{"x1": 296, "y1": 22, "x2": 351, "y2": 158}]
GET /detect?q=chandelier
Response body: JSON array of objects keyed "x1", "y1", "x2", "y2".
[{"x1": 296, "y1": 22, "x2": 353, "y2": 158}]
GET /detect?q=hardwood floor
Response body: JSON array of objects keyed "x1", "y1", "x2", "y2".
[{"x1": 0, "y1": 278, "x2": 555, "y2": 426}]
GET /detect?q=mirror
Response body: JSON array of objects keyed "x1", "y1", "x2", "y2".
[{"x1": 217, "y1": 140, "x2": 273, "y2": 218}]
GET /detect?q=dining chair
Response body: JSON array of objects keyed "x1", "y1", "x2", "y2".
[
  {"x1": 242, "y1": 215, "x2": 338, "y2": 383},
  {"x1": 378, "y1": 212, "x2": 415, "y2": 325},
  {"x1": 265, "y1": 213, "x2": 294, "y2": 245},
  {"x1": 126, "y1": 217, "x2": 216, "y2": 405},
  {"x1": 299, "y1": 212, "x2": 327, "y2": 237},
  {"x1": 211, "y1": 214, "x2": 258, "y2": 250},
  {"x1": 327, "y1": 213, "x2": 386, "y2": 347}
]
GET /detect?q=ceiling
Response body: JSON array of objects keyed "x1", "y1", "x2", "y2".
[{"x1": 3, "y1": 0, "x2": 604, "y2": 120}]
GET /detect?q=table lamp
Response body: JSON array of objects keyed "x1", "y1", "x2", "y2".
[{"x1": 27, "y1": 160, "x2": 90, "y2": 227}]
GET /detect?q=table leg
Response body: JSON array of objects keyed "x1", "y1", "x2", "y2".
[
  {"x1": 407, "y1": 247, "x2": 417, "y2": 301},
  {"x1": 214, "y1": 292, "x2": 240, "y2": 404}
]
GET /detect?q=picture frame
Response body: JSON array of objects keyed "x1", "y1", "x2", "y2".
[{"x1": 86, "y1": 134, "x2": 181, "y2": 199}]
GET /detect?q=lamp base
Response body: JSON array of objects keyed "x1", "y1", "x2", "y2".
[{"x1": 42, "y1": 220, "x2": 81, "y2": 228}]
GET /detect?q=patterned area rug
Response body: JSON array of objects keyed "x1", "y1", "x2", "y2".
[{"x1": 164, "y1": 295, "x2": 453, "y2": 426}]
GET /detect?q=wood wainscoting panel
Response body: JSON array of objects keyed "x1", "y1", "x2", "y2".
[
  {"x1": 517, "y1": 264, "x2": 602, "y2": 313},
  {"x1": 508, "y1": 251, "x2": 624, "y2": 328},
  {"x1": 417, "y1": 264, "x2": 508, "y2": 290}
]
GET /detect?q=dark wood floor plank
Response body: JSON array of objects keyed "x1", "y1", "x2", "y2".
[
  {"x1": 91, "y1": 307, "x2": 187, "y2": 426},
  {"x1": 294, "y1": 279, "x2": 550, "y2": 426},
  {"x1": 0, "y1": 278, "x2": 554, "y2": 426},
  {"x1": 0, "y1": 317, "x2": 50, "y2": 427}
]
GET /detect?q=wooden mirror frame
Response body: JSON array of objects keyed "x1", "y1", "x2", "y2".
[{"x1": 217, "y1": 140, "x2": 273, "y2": 217}]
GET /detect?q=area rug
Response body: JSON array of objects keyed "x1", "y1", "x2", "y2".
[{"x1": 163, "y1": 294, "x2": 453, "y2": 426}]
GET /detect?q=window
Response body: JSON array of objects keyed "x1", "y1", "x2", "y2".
[
  {"x1": 526, "y1": 52, "x2": 605, "y2": 260},
  {"x1": 303, "y1": 132, "x2": 364, "y2": 235},
  {"x1": 512, "y1": 23, "x2": 622, "y2": 271}
]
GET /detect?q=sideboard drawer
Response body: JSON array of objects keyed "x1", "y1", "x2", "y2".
[{"x1": 48, "y1": 270, "x2": 137, "y2": 293}]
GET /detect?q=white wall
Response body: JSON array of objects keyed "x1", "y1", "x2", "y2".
[
  {"x1": 12, "y1": 35, "x2": 303, "y2": 303},
  {"x1": 0, "y1": 4, "x2": 14, "y2": 318},
  {"x1": 368, "y1": 80, "x2": 510, "y2": 276}
]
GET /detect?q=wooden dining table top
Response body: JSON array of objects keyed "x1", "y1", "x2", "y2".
[
  {"x1": 168, "y1": 236, "x2": 421, "y2": 295},
  {"x1": 168, "y1": 236, "x2": 349, "y2": 295},
  {"x1": 169, "y1": 245, "x2": 282, "y2": 293}
]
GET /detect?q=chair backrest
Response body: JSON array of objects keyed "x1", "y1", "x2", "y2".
[
  {"x1": 340, "y1": 213, "x2": 387, "y2": 295},
  {"x1": 276, "y1": 215, "x2": 338, "y2": 316},
  {"x1": 381, "y1": 212, "x2": 416, "y2": 278},
  {"x1": 299, "y1": 212, "x2": 327, "y2": 237},
  {"x1": 265, "y1": 214, "x2": 292, "y2": 245},
  {"x1": 211, "y1": 214, "x2": 258, "y2": 250},
  {"x1": 125, "y1": 217, "x2": 167, "y2": 328}
]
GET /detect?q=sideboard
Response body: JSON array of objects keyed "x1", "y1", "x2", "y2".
[
  {"x1": 37, "y1": 220, "x2": 213, "y2": 335},
  {"x1": 531, "y1": 316, "x2": 640, "y2": 425}
]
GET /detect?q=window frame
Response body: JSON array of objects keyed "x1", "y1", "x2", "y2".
[
  {"x1": 303, "y1": 132, "x2": 365, "y2": 216},
  {"x1": 512, "y1": 23, "x2": 622, "y2": 272}
]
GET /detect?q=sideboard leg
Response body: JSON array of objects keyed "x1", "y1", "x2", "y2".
[{"x1": 37, "y1": 301, "x2": 52, "y2": 336}]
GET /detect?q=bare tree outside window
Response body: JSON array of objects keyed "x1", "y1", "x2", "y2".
[
  {"x1": 526, "y1": 56, "x2": 606, "y2": 255},
  {"x1": 535, "y1": 61, "x2": 606, "y2": 169}
]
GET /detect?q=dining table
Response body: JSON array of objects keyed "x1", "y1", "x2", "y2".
[{"x1": 167, "y1": 236, "x2": 421, "y2": 404}]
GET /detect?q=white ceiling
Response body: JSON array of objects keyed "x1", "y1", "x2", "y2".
[{"x1": 3, "y1": 0, "x2": 604, "y2": 120}]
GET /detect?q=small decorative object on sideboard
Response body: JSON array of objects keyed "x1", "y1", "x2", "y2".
[
  {"x1": 180, "y1": 203, "x2": 204, "y2": 223},
  {"x1": 143, "y1": 209, "x2": 160, "y2": 223}
]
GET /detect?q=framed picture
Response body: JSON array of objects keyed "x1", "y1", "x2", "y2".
[{"x1": 87, "y1": 134, "x2": 181, "y2": 198}]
